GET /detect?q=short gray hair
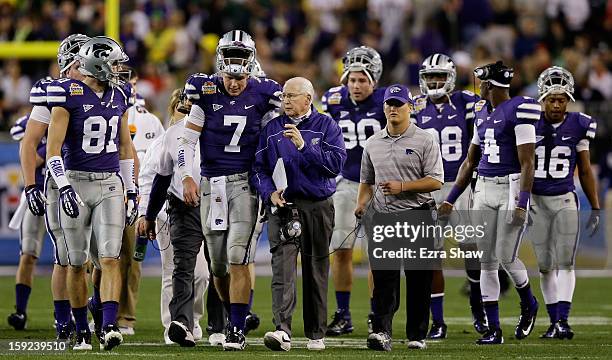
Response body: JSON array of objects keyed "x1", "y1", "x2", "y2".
[{"x1": 284, "y1": 77, "x2": 315, "y2": 104}]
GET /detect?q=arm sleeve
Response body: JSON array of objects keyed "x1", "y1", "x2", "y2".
[
  {"x1": 471, "y1": 124, "x2": 481, "y2": 145},
  {"x1": 145, "y1": 174, "x2": 172, "y2": 221},
  {"x1": 29, "y1": 106, "x2": 51, "y2": 125},
  {"x1": 422, "y1": 134, "x2": 445, "y2": 183},
  {"x1": 299, "y1": 117, "x2": 347, "y2": 177},
  {"x1": 515, "y1": 124, "x2": 536, "y2": 145},
  {"x1": 138, "y1": 137, "x2": 164, "y2": 214},
  {"x1": 177, "y1": 125, "x2": 200, "y2": 180},
  {"x1": 251, "y1": 130, "x2": 277, "y2": 204},
  {"x1": 360, "y1": 146, "x2": 375, "y2": 184}
]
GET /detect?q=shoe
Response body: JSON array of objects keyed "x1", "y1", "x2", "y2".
[
  {"x1": 407, "y1": 339, "x2": 427, "y2": 349},
  {"x1": 476, "y1": 327, "x2": 504, "y2": 345},
  {"x1": 7, "y1": 311, "x2": 27, "y2": 330},
  {"x1": 244, "y1": 312, "x2": 260, "y2": 335},
  {"x1": 556, "y1": 319, "x2": 574, "y2": 340},
  {"x1": 307, "y1": 338, "x2": 325, "y2": 350},
  {"x1": 193, "y1": 324, "x2": 203, "y2": 341},
  {"x1": 102, "y1": 324, "x2": 123, "y2": 350},
  {"x1": 73, "y1": 329, "x2": 93, "y2": 350},
  {"x1": 515, "y1": 298, "x2": 539, "y2": 340},
  {"x1": 367, "y1": 332, "x2": 392, "y2": 351},
  {"x1": 56, "y1": 321, "x2": 75, "y2": 342},
  {"x1": 209, "y1": 332, "x2": 226, "y2": 346},
  {"x1": 367, "y1": 312, "x2": 374, "y2": 334},
  {"x1": 540, "y1": 324, "x2": 558, "y2": 339},
  {"x1": 163, "y1": 327, "x2": 173, "y2": 345},
  {"x1": 118, "y1": 326, "x2": 135, "y2": 335},
  {"x1": 223, "y1": 326, "x2": 246, "y2": 351},
  {"x1": 472, "y1": 311, "x2": 489, "y2": 334},
  {"x1": 263, "y1": 330, "x2": 291, "y2": 351},
  {"x1": 168, "y1": 321, "x2": 195, "y2": 347},
  {"x1": 326, "y1": 310, "x2": 353, "y2": 336},
  {"x1": 427, "y1": 322, "x2": 447, "y2": 339}
]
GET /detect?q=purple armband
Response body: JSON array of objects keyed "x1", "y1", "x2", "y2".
[
  {"x1": 517, "y1": 191, "x2": 530, "y2": 209},
  {"x1": 446, "y1": 185, "x2": 463, "y2": 205}
]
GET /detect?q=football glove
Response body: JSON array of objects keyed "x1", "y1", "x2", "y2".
[
  {"x1": 58, "y1": 185, "x2": 83, "y2": 218},
  {"x1": 25, "y1": 184, "x2": 46, "y2": 216},
  {"x1": 126, "y1": 190, "x2": 139, "y2": 226},
  {"x1": 586, "y1": 209, "x2": 600, "y2": 237}
]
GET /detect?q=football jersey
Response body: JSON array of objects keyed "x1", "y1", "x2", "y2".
[
  {"x1": 29, "y1": 77, "x2": 54, "y2": 111},
  {"x1": 321, "y1": 85, "x2": 386, "y2": 182},
  {"x1": 412, "y1": 90, "x2": 480, "y2": 182},
  {"x1": 46, "y1": 79, "x2": 131, "y2": 172},
  {"x1": 11, "y1": 115, "x2": 46, "y2": 186},
  {"x1": 127, "y1": 104, "x2": 165, "y2": 168},
  {"x1": 532, "y1": 112, "x2": 597, "y2": 196},
  {"x1": 473, "y1": 96, "x2": 541, "y2": 177},
  {"x1": 184, "y1": 74, "x2": 282, "y2": 178}
]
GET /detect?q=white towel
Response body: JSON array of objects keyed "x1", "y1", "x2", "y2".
[
  {"x1": 272, "y1": 158, "x2": 288, "y2": 191},
  {"x1": 506, "y1": 173, "x2": 528, "y2": 224},
  {"x1": 9, "y1": 192, "x2": 28, "y2": 231},
  {"x1": 208, "y1": 176, "x2": 228, "y2": 230}
]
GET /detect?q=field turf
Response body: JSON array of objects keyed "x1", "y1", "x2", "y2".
[{"x1": 1, "y1": 274, "x2": 611, "y2": 358}]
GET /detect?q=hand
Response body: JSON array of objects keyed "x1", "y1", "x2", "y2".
[
  {"x1": 354, "y1": 203, "x2": 367, "y2": 219},
  {"x1": 25, "y1": 184, "x2": 46, "y2": 216},
  {"x1": 437, "y1": 201, "x2": 454, "y2": 221},
  {"x1": 380, "y1": 181, "x2": 403, "y2": 196},
  {"x1": 283, "y1": 124, "x2": 304, "y2": 149},
  {"x1": 136, "y1": 216, "x2": 158, "y2": 240},
  {"x1": 270, "y1": 189, "x2": 286, "y2": 207},
  {"x1": 135, "y1": 216, "x2": 147, "y2": 235},
  {"x1": 510, "y1": 207, "x2": 527, "y2": 226},
  {"x1": 586, "y1": 209, "x2": 601, "y2": 237},
  {"x1": 182, "y1": 176, "x2": 200, "y2": 207},
  {"x1": 125, "y1": 190, "x2": 139, "y2": 226},
  {"x1": 58, "y1": 185, "x2": 83, "y2": 218}
]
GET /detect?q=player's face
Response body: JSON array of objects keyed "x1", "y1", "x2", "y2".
[
  {"x1": 423, "y1": 73, "x2": 447, "y2": 90},
  {"x1": 384, "y1": 99, "x2": 411, "y2": 126},
  {"x1": 222, "y1": 73, "x2": 248, "y2": 96},
  {"x1": 66, "y1": 61, "x2": 85, "y2": 81},
  {"x1": 543, "y1": 94, "x2": 569, "y2": 122},
  {"x1": 479, "y1": 80, "x2": 490, "y2": 101},
  {"x1": 347, "y1": 72, "x2": 374, "y2": 102}
]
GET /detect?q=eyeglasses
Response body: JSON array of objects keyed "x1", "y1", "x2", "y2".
[{"x1": 280, "y1": 92, "x2": 307, "y2": 101}]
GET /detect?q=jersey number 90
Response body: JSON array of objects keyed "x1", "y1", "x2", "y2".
[{"x1": 339, "y1": 118, "x2": 381, "y2": 149}]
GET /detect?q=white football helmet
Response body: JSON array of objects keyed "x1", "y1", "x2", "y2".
[
  {"x1": 419, "y1": 53, "x2": 456, "y2": 99},
  {"x1": 216, "y1": 30, "x2": 257, "y2": 76},
  {"x1": 57, "y1": 33, "x2": 91, "y2": 76},
  {"x1": 537, "y1": 66, "x2": 575, "y2": 102},
  {"x1": 340, "y1": 46, "x2": 383, "y2": 84},
  {"x1": 77, "y1": 36, "x2": 129, "y2": 85}
]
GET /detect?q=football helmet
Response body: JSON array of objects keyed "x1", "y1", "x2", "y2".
[
  {"x1": 419, "y1": 53, "x2": 456, "y2": 99},
  {"x1": 57, "y1": 33, "x2": 91, "y2": 76},
  {"x1": 340, "y1": 46, "x2": 383, "y2": 84},
  {"x1": 216, "y1": 30, "x2": 257, "y2": 76},
  {"x1": 77, "y1": 36, "x2": 129, "y2": 85},
  {"x1": 537, "y1": 66, "x2": 575, "y2": 102},
  {"x1": 252, "y1": 58, "x2": 266, "y2": 78},
  {"x1": 474, "y1": 61, "x2": 513, "y2": 88}
]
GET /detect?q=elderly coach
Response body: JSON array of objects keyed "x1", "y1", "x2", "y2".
[
  {"x1": 356, "y1": 84, "x2": 444, "y2": 351},
  {"x1": 252, "y1": 77, "x2": 346, "y2": 352}
]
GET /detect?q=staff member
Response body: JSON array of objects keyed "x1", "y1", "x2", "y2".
[
  {"x1": 357, "y1": 84, "x2": 443, "y2": 351},
  {"x1": 252, "y1": 77, "x2": 346, "y2": 352}
]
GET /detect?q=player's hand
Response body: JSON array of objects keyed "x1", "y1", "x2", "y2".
[
  {"x1": 511, "y1": 207, "x2": 527, "y2": 226},
  {"x1": 354, "y1": 203, "x2": 367, "y2": 219},
  {"x1": 437, "y1": 201, "x2": 454, "y2": 221},
  {"x1": 271, "y1": 189, "x2": 286, "y2": 207},
  {"x1": 283, "y1": 124, "x2": 305, "y2": 149},
  {"x1": 586, "y1": 209, "x2": 601, "y2": 237},
  {"x1": 25, "y1": 184, "x2": 46, "y2": 216},
  {"x1": 58, "y1": 185, "x2": 83, "y2": 218},
  {"x1": 125, "y1": 190, "x2": 139, "y2": 226},
  {"x1": 182, "y1": 176, "x2": 200, "y2": 207},
  {"x1": 380, "y1": 181, "x2": 403, "y2": 195}
]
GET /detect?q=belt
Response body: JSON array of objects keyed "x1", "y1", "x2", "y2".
[
  {"x1": 67, "y1": 170, "x2": 115, "y2": 181},
  {"x1": 205, "y1": 172, "x2": 249, "y2": 183},
  {"x1": 478, "y1": 175, "x2": 509, "y2": 184}
]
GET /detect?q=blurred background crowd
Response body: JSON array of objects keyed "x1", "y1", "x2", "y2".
[{"x1": 0, "y1": 0, "x2": 610, "y2": 137}]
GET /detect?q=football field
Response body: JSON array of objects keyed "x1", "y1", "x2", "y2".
[{"x1": 1, "y1": 274, "x2": 611, "y2": 359}]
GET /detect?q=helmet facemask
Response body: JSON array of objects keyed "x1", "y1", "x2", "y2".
[
  {"x1": 419, "y1": 70, "x2": 456, "y2": 99},
  {"x1": 537, "y1": 66, "x2": 575, "y2": 102}
]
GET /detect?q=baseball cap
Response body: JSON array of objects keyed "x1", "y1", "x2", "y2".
[
  {"x1": 384, "y1": 84, "x2": 413, "y2": 105},
  {"x1": 474, "y1": 60, "x2": 514, "y2": 88}
]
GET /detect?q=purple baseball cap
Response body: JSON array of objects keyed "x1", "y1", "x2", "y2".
[{"x1": 384, "y1": 84, "x2": 413, "y2": 105}]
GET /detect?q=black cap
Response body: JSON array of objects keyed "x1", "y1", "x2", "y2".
[{"x1": 474, "y1": 61, "x2": 514, "y2": 88}]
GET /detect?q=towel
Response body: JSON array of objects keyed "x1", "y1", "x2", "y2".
[{"x1": 9, "y1": 192, "x2": 28, "y2": 230}]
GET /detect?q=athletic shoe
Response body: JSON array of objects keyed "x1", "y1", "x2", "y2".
[
  {"x1": 223, "y1": 326, "x2": 246, "y2": 351},
  {"x1": 263, "y1": 330, "x2": 291, "y2": 351},
  {"x1": 472, "y1": 311, "x2": 489, "y2": 334},
  {"x1": 7, "y1": 311, "x2": 27, "y2": 330},
  {"x1": 540, "y1": 324, "x2": 558, "y2": 339},
  {"x1": 209, "y1": 332, "x2": 226, "y2": 346},
  {"x1": 56, "y1": 321, "x2": 75, "y2": 342},
  {"x1": 556, "y1": 319, "x2": 574, "y2": 340},
  {"x1": 193, "y1": 324, "x2": 203, "y2": 341},
  {"x1": 73, "y1": 329, "x2": 93, "y2": 350},
  {"x1": 407, "y1": 339, "x2": 427, "y2": 349},
  {"x1": 326, "y1": 310, "x2": 353, "y2": 336},
  {"x1": 102, "y1": 324, "x2": 123, "y2": 350},
  {"x1": 427, "y1": 322, "x2": 447, "y2": 339},
  {"x1": 244, "y1": 312, "x2": 260, "y2": 335},
  {"x1": 367, "y1": 332, "x2": 392, "y2": 351},
  {"x1": 367, "y1": 312, "x2": 374, "y2": 334},
  {"x1": 476, "y1": 328, "x2": 504, "y2": 345},
  {"x1": 168, "y1": 321, "x2": 195, "y2": 347},
  {"x1": 307, "y1": 338, "x2": 325, "y2": 350},
  {"x1": 118, "y1": 326, "x2": 134, "y2": 335},
  {"x1": 163, "y1": 327, "x2": 173, "y2": 345},
  {"x1": 515, "y1": 298, "x2": 539, "y2": 340}
]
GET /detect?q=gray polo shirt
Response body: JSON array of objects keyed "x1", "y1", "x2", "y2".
[{"x1": 360, "y1": 123, "x2": 444, "y2": 212}]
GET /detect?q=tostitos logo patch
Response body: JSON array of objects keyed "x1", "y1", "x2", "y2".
[
  {"x1": 69, "y1": 83, "x2": 83, "y2": 96},
  {"x1": 328, "y1": 92, "x2": 342, "y2": 105},
  {"x1": 415, "y1": 97, "x2": 426, "y2": 112},
  {"x1": 202, "y1": 81, "x2": 217, "y2": 95},
  {"x1": 475, "y1": 99, "x2": 487, "y2": 112}
]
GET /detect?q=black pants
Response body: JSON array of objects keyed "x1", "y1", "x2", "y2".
[{"x1": 267, "y1": 197, "x2": 334, "y2": 339}]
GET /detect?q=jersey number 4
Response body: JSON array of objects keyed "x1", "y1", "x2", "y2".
[
  {"x1": 82, "y1": 116, "x2": 119, "y2": 154},
  {"x1": 535, "y1": 146, "x2": 571, "y2": 178},
  {"x1": 339, "y1": 118, "x2": 381, "y2": 149},
  {"x1": 483, "y1": 128, "x2": 500, "y2": 163}
]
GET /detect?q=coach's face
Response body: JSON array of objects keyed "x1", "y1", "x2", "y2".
[
  {"x1": 282, "y1": 81, "x2": 311, "y2": 118},
  {"x1": 347, "y1": 71, "x2": 374, "y2": 102},
  {"x1": 222, "y1": 73, "x2": 248, "y2": 96},
  {"x1": 384, "y1": 99, "x2": 412, "y2": 126}
]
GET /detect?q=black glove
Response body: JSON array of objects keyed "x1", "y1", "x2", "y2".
[
  {"x1": 125, "y1": 190, "x2": 139, "y2": 226},
  {"x1": 58, "y1": 185, "x2": 83, "y2": 218},
  {"x1": 25, "y1": 184, "x2": 46, "y2": 216},
  {"x1": 586, "y1": 209, "x2": 601, "y2": 237}
]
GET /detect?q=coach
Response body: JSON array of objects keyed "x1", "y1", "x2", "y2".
[
  {"x1": 252, "y1": 77, "x2": 346, "y2": 351},
  {"x1": 357, "y1": 84, "x2": 443, "y2": 351}
]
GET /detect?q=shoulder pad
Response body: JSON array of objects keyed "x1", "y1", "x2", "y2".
[{"x1": 328, "y1": 85, "x2": 343, "y2": 93}]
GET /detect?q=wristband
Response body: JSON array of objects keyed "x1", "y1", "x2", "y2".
[
  {"x1": 46, "y1": 155, "x2": 70, "y2": 189},
  {"x1": 517, "y1": 191, "x2": 530, "y2": 209},
  {"x1": 446, "y1": 185, "x2": 463, "y2": 205}
]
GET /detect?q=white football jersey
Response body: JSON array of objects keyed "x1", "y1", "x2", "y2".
[{"x1": 128, "y1": 105, "x2": 165, "y2": 167}]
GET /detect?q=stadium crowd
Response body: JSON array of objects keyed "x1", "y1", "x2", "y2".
[{"x1": 0, "y1": 0, "x2": 611, "y2": 130}]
